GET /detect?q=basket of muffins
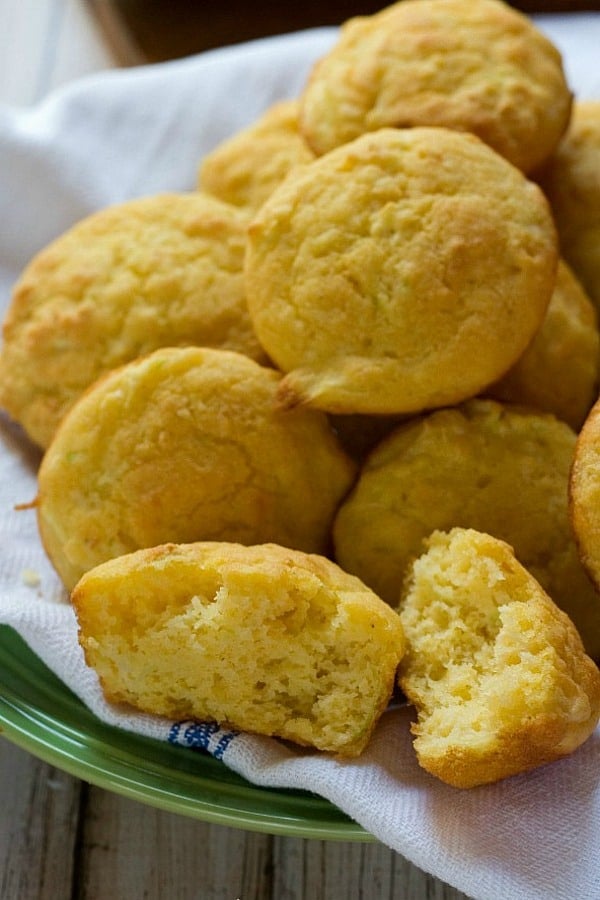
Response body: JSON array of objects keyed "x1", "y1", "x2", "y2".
[{"x1": 2, "y1": 0, "x2": 600, "y2": 790}]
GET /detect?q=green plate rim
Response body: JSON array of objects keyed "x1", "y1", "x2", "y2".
[{"x1": 0, "y1": 624, "x2": 372, "y2": 840}]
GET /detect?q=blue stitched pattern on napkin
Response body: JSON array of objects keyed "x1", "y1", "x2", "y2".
[{"x1": 168, "y1": 720, "x2": 238, "y2": 760}]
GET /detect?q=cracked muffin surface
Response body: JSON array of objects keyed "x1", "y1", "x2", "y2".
[
  {"x1": 37, "y1": 346, "x2": 356, "y2": 590},
  {"x1": 0, "y1": 192, "x2": 264, "y2": 448},
  {"x1": 245, "y1": 126, "x2": 557, "y2": 415},
  {"x1": 299, "y1": 0, "x2": 571, "y2": 172}
]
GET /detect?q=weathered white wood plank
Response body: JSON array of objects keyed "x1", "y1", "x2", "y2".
[
  {"x1": 0, "y1": 733, "x2": 470, "y2": 900},
  {"x1": 76, "y1": 785, "x2": 274, "y2": 899},
  {"x1": 272, "y1": 836, "x2": 472, "y2": 900},
  {"x1": 0, "y1": 737, "x2": 81, "y2": 900}
]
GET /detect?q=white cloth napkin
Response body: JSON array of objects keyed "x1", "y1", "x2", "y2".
[{"x1": 0, "y1": 17, "x2": 599, "y2": 900}]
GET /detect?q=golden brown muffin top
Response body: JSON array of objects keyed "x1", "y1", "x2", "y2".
[
  {"x1": 0, "y1": 192, "x2": 264, "y2": 448},
  {"x1": 299, "y1": 0, "x2": 571, "y2": 172},
  {"x1": 37, "y1": 346, "x2": 356, "y2": 590},
  {"x1": 246, "y1": 127, "x2": 557, "y2": 415}
]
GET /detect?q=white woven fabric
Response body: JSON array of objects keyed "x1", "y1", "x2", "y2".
[{"x1": 0, "y1": 18, "x2": 599, "y2": 900}]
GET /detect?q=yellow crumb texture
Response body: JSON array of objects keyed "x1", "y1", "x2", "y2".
[
  {"x1": 20, "y1": 568, "x2": 40, "y2": 587},
  {"x1": 397, "y1": 528, "x2": 600, "y2": 788},
  {"x1": 72, "y1": 542, "x2": 406, "y2": 756}
]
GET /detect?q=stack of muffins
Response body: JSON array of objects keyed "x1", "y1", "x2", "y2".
[{"x1": 2, "y1": 0, "x2": 600, "y2": 788}]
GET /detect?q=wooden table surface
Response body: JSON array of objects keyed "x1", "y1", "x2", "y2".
[{"x1": 2, "y1": 2, "x2": 561, "y2": 897}]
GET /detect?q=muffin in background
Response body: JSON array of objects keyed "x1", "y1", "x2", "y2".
[
  {"x1": 0, "y1": 192, "x2": 265, "y2": 449},
  {"x1": 199, "y1": 100, "x2": 315, "y2": 214},
  {"x1": 299, "y1": 0, "x2": 572, "y2": 172},
  {"x1": 537, "y1": 101, "x2": 600, "y2": 312},
  {"x1": 487, "y1": 260, "x2": 600, "y2": 431}
]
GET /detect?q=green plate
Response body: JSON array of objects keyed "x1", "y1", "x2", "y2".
[{"x1": 0, "y1": 625, "x2": 371, "y2": 839}]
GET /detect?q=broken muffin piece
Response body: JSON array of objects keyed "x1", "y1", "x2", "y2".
[
  {"x1": 397, "y1": 528, "x2": 600, "y2": 788},
  {"x1": 72, "y1": 541, "x2": 405, "y2": 757}
]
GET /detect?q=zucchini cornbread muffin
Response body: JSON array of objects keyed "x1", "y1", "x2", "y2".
[
  {"x1": 0, "y1": 192, "x2": 264, "y2": 449},
  {"x1": 37, "y1": 347, "x2": 356, "y2": 591},
  {"x1": 487, "y1": 260, "x2": 600, "y2": 431},
  {"x1": 397, "y1": 528, "x2": 600, "y2": 788},
  {"x1": 245, "y1": 127, "x2": 557, "y2": 415},
  {"x1": 198, "y1": 100, "x2": 315, "y2": 214},
  {"x1": 333, "y1": 400, "x2": 600, "y2": 660},
  {"x1": 538, "y1": 101, "x2": 600, "y2": 311},
  {"x1": 299, "y1": 0, "x2": 572, "y2": 173},
  {"x1": 570, "y1": 397, "x2": 600, "y2": 591},
  {"x1": 72, "y1": 541, "x2": 406, "y2": 756}
]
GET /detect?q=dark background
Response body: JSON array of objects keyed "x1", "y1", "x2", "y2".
[{"x1": 86, "y1": 0, "x2": 600, "y2": 64}]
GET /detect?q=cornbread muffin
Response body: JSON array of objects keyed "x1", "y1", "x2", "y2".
[
  {"x1": 299, "y1": 0, "x2": 572, "y2": 173},
  {"x1": 397, "y1": 528, "x2": 600, "y2": 788},
  {"x1": 570, "y1": 398, "x2": 600, "y2": 591},
  {"x1": 198, "y1": 100, "x2": 315, "y2": 214},
  {"x1": 538, "y1": 102, "x2": 600, "y2": 311},
  {"x1": 37, "y1": 347, "x2": 356, "y2": 591},
  {"x1": 333, "y1": 399, "x2": 600, "y2": 659},
  {"x1": 72, "y1": 541, "x2": 406, "y2": 756},
  {"x1": 245, "y1": 127, "x2": 557, "y2": 415},
  {"x1": 0, "y1": 192, "x2": 264, "y2": 449},
  {"x1": 487, "y1": 260, "x2": 600, "y2": 431}
]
